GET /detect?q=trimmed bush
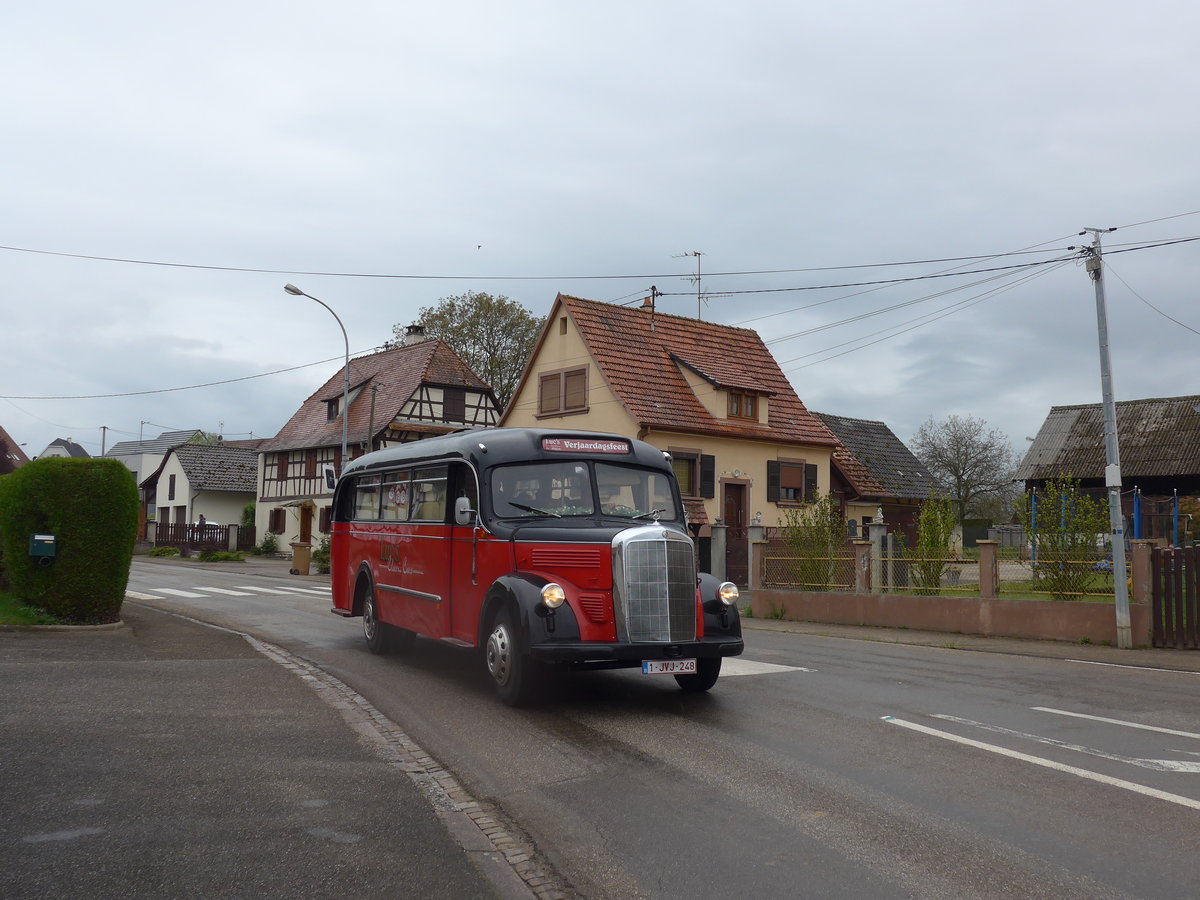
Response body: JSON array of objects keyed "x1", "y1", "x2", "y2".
[
  {"x1": 0, "y1": 458, "x2": 139, "y2": 624},
  {"x1": 149, "y1": 546, "x2": 181, "y2": 557}
]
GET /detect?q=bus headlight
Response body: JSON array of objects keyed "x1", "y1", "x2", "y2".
[
  {"x1": 717, "y1": 582, "x2": 739, "y2": 606},
  {"x1": 541, "y1": 583, "x2": 566, "y2": 609}
]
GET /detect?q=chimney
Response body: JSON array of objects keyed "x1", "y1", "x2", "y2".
[
  {"x1": 642, "y1": 296, "x2": 654, "y2": 311},
  {"x1": 404, "y1": 324, "x2": 426, "y2": 345}
]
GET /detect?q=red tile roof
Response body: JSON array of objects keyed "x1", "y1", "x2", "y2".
[
  {"x1": 557, "y1": 294, "x2": 837, "y2": 448},
  {"x1": 264, "y1": 340, "x2": 493, "y2": 453}
]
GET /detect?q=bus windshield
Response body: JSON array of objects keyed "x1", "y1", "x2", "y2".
[{"x1": 491, "y1": 461, "x2": 680, "y2": 521}]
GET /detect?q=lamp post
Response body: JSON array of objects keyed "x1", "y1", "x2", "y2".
[{"x1": 284, "y1": 283, "x2": 349, "y2": 472}]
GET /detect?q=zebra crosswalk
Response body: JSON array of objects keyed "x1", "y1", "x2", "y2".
[{"x1": 127, "y1": 583, "x2": 332, "y2": 602}]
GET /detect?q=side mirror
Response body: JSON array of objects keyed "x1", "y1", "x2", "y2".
[{"x1": 454, "y1": 496, "x2": 477, "y2": 526}]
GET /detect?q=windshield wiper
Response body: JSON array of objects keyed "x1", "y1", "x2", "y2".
[
  {"x1": 631, "y1": 508, "x2": 666, "y2": 520},
  {"x1": 507, "y1": 501, "x2": 561, "y2": 518}
]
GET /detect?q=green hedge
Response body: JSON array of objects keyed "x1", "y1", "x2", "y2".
[{"x1": 0, "y1": 458, "x2": 139, "y2": 624}]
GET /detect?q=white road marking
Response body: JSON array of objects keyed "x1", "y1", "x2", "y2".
[
  {"x1": 882, "y1": 716, "x2": 1200, "y2": 812},
  {"x1": 148, "y1": 588, "x2": 208, "y2": 598},
  {"x1": 932, "y1": 714, "x2": 1200, "y2": 773},
  {"x1": 1033, "y1": 707, "x2": 1200, "y2": 741},
  {"x1": 284, "y1": 586, "x2": 333, "y2": 596},
  {"x1": 125, "y1": 591, "x2": 163, "y2": 601},
  {"x1": 233, "y1": 586, "x2": 292, "y2": 594},
  {"x1": 194, "y1": 587, "x2": 253, "y2": 596},
  {"x1": 721, "y1": 659, "x2": 812, "y2": 676},
  {"x1": 1066, "y1": 658, "x2": 1200, "y2": 675}
]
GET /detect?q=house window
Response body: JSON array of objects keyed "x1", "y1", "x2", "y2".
[
  {"x1": 326, "y1": 398, "x2": 340, "y2": 422},
  {"x1": 305, "y1": 450, "x2": 317, "y2": 479},
  {"x1": 276, "y1": 452, "x2": 288, "y2": 481},
  {"x1": 168, "y1": 474, "x2": 176, "y2": 501},
  {"x1": 670, "y1": 451, "x2": 715, "y2": 499},
  {"x1": 767, "y1": 460, "x2": 819, "y2": 504},
  {"x1": 727, "y1": 391, "x2": 757, "y2": 420},
  {"x1": 538, "y1": 367, "x2": 587, "y2": 416},
  {"x1": 443, "y1": 387, "x2": 466, "y2": 422},
  {"x1": 319, "y1": 505, "x2": 332, "y2": 533},
  {"x1": 268, "y1": 508, "x2": 287, "y2": 534}
]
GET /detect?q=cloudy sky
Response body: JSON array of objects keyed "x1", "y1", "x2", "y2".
[{"x1": 3, "y1": 1, "x2": 1197, "y2": 462}]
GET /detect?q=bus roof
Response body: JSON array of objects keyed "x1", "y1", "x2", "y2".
[{"x1": 341, "y1": 427, "x2": 674, "y2": 478}]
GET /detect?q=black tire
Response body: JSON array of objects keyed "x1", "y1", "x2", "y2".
[
  {"x1": 484, "y1": 606, "x2": 541, "y2": 706},
  {"x1": 675, "y1": 658, "x2": 721, "y2": 693},
  {"x1": 362, "y1": 584, "x2": 395, "y2": 654}
]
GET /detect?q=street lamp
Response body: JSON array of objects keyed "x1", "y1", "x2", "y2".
[{"x1": 284, "y1": 283, "x2": 349, "y2": 472}]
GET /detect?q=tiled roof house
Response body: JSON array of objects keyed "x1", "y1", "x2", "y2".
[
  {"x1": 814, "y1": 412, "x2": 940, "y2": 544},
  {"x1": 141, "y1": 443, "x2": 259, "y2": 531},
  {"x1": 501, "y1": 293, "x2": 840, "y2": 582},
  {"x1": 256, "y1": 336, "x2": 500, "y2": 547},
  {"x1": 1, "y1": 424, "x2": 30, "y2": 475}
]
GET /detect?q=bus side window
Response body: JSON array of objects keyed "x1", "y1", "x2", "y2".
[
  {"x1": 411, "y1": 466, "x2": 448, "y2": 521},
  {"x1": 381, "y1": 470, "x2": 411, "y2": 521},
  {"x1": 354, "y1": 475, "x2": 382, "y2": 520}
]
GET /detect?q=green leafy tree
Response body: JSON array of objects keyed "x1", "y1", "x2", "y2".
[
  {"x1": 780, "y1": 493, "x2": 847, "y2": 590},
  {"x1": 1015, "y1": 476, "x2": 1109, "y2": 600},
  {"x1": 393, "y1": 291, "x2": 541, "y2": 410},
  {"x1": 911, "y1": 495, "x2": 957, "y2": 595},
  {"x1": 911, "y1": 414, "x2": 1017, "y2": 527}
]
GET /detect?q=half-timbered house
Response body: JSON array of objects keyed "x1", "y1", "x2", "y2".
[{"x1": 256, "y1": 334, "x2": 500, "y2": 549}]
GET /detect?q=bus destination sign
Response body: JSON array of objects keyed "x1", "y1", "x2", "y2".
[{"x1": 541, "y1": 437, "x2": 630, "y2": 455}]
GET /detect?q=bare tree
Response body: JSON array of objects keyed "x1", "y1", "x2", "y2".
[
  {"x1": 393, "y1": 292, "x2": 541, "y2": 410},
  {"x1": 910, "y1": 415, "x2": 1017, "y2": 526}
]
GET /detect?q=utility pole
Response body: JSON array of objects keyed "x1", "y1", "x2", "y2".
[
  {"x1": 1081, "y1": 226, "x2": 1131, "y2": 649},
  {"x1": 673, "y1": 251, "x2": 704, "y2": 318},
  {"x1": 100, "y1": 425, "x2": 108, "y2": 455}
]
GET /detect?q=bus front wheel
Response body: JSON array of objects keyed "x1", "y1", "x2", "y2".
[
  {"x1": 362, "y1": 585, "x2": 414, "y2": 654},
  {"x1": 485, "y1": 608, "x2": 541, "y2": 706},
  {"x1": 675, "y1": 657, "x2": 721, "y2": 692}
]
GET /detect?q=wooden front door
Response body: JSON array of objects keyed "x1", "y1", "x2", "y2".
[
  {"x1": 723, "y1": 483, "x2": 748, "y2": 586},
  {"x1": 300, "y1": 505, "x2": 313, "y2": 543}
]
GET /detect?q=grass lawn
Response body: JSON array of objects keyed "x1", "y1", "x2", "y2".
[{"x1": 0, "y1": 590, "x2": 62, "y2": 626}]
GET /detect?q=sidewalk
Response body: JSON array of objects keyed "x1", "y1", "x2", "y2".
[
  {"x1": 741, "y1": 615, "x2": 1200, "y2": 672},
  {"x1": 0, "y1": 601, "x2": 527, "y2": 900}
]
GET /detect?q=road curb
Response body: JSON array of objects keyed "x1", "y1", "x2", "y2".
[{"x1": 129, "y1": 603, "x2": 568, "y2": 900}]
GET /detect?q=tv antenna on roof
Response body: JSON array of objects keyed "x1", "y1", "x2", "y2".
[{"x1": 673, "y1": 250, "x2": 706, "y2": 319}]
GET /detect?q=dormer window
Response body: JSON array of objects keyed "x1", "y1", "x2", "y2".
[
  {"x1": 326, "y1": 397, "x2": 340, "y2": 422},
  {"x1": 727, "y1": 391, "x2": 757, "y2": 420}
]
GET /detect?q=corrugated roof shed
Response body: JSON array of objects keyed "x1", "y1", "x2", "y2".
[
  {"x1": 1016, "y1": 395, "x2": 1200, "y2": 481},
  {"x1": 558, "y1": 294, "x2": 837, "y2": 447},
  {"x1": 815, "y1": 412, "x2": 940, "y2": 500}
]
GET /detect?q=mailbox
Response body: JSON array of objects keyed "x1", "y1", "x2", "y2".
[{"x1": 29, "y1": 534, "x2": 56, "y2": 564}]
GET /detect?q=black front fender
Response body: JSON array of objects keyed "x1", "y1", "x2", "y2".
[{"x1": 478, "y1": 574, "x2": 582, "y2": 651}]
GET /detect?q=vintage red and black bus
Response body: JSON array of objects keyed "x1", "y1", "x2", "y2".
[{"x1": 329, "y1": 427, "x2": 743, "y2": 704}]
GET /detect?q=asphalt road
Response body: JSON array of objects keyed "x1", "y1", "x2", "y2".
[{"x1": 120, "y1": 557, "x2": 1200, "y2": 899}]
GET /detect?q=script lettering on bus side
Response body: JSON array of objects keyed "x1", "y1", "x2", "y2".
[{"x1": 379, "y1": 538, "x2": 424, "y2": 575}]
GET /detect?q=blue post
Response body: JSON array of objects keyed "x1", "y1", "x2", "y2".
[{"x1": 1133, "y1": 487, "x2": 1141, "y2": 540}]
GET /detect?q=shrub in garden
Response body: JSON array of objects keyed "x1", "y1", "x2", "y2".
[
  {"x1": 1016, "y1": 476, "x2": 1108, "y2": 600},
  {"x1": 911, "y1": 496, "x2": 957, "y2": 595},
  {"x1": 0, "y1": 458, "x2": 139, "y2": 624},
  {"x1": 780, "y1": 493, "x2": 846, "y2": 590},
  {"x1": 149, "y1": 545, "x2": 181, "y2": 557},
  {"x1": 312, "y1": 536, "x2": 331, "y2": 574}
]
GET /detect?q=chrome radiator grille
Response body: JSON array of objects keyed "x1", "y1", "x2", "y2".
[{"x1": 612, "y1": 526, "x2": 697, "y2": 643}]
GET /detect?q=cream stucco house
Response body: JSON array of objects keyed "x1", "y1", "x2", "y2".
[{"x1": 501, "y1": 293, "x2": 842, "y2": 584}]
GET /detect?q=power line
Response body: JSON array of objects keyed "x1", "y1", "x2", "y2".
[
  {"x1": 0, "y1": 351, "x2": 366, "y2": 401},
  {"x1": 1101, "y1": 259, "x2": 1200, "y2": 338}
]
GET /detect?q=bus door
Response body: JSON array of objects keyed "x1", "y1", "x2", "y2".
[{"x1": 448, "y1": 462, "x2": 487, "y2": 644}]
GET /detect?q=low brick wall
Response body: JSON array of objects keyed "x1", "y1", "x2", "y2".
[{"x1": 747, "y1": 589, "x2": 1153, "y2": 647}]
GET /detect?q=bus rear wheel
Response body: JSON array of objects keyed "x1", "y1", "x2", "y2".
[
  {"x1": 485, "y1": 608, "x2": 541, "y2": 706},
  {"x1": 675, "y1": 657, "x2": 721, "y2": 692},
  {"x1": 362, "y1": 585, "x2": 414, "y2": 654}
]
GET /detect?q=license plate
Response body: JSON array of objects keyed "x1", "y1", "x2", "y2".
[{"x1": 642, "y1": 659, "x2": 697, "y2": 675}]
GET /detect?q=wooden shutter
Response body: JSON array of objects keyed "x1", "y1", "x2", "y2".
[
  {"x1": 564, "y1": 369, "x2": 586, "y2": 410},
  {"x1": 804, "y1": 463, "x2": 819, "y2": 502},
  {"x1": 766, "y1": 460, "x2": 780, "y2": 503},
  {"x1": 700, "y1": 454, "x2": 715, "y2": 499},
  {"x1": 319, "y1": 505, "x2": 331, "y2": 532},
  {"x1": 539, "y1": 374, "x2": 562, "y2": 414}
]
